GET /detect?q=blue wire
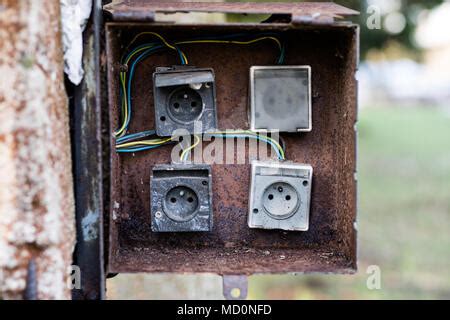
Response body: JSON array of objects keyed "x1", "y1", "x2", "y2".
[
  {"x1": 116, "y1": 130, "x2": 156, "y2": 144},
  {"x1": 200, "y1": 134, "x2": 284, "y2": 160},
  {"x1": 116, "y1": 144, "x2": 164, "y2": 153},
  {"x1": 119, "y1": 33, "x2": 285, "y2": 135},
  {"x1": 125, "y1": 45, "x2": 165, "y2": 131}
]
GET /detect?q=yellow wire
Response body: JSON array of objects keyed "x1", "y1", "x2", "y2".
[
  {"x1": 116, "y1": 137, "x2": 173, "y2": 149},
  {"x1": 180, "y1": 135, "x2": 200, "y2": 161},
  {"x1": 176, "y1": 36, "x2": 282, "y2": 52},
  {"x1": 126, "y1": 32, "x2": 188, "y2": 63},
  {"x1": 115, "y1": 75, "x2": 128, "y2": 136},
  {"x1": 115, "y1": 34, "x2": 282, "y2": 137},
  {"x1": 208, "y1": 130, "x2": 285, "y2": 159}
]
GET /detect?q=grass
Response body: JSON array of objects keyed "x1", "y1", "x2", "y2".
[{"x1": 249, "y1": 106, "x2": 450, "y2": 299}]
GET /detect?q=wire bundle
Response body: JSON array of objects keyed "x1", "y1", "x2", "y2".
[
  {"x1": 114, "y1": 32, "x2": 285, "y2": 139},
  {"x1": 115, "y1": 130, "x2": 174, "y2": 153},
  {"x1": 114, "y1": 32, "x2": 287, "y2": 162},
  {"x1": 117, "y1": 131, "x2": 285, "y2": 162}
]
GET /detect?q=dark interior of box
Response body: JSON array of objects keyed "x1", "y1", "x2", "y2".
[{"x1": 106, "y1": 23, "x2": 357, "y2": 274}]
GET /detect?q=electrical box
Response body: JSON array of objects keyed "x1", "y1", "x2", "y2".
[{"x1": 105, "y1": 2, "x2": 359, "y2": 276}]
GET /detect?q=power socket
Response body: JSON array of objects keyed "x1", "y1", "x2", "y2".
[
  {"x1": 249, "y1": 66, "x2": 312, "y2": 132},
  {"x1": 153, "y1": 66, "x2": 217, "y2": 136},
  {"x1": 150, "y1": 163, "x2": 213, "y2": 232},
  {"x1": 248, "y1": 160, "x2": 313, "y2": 231}
]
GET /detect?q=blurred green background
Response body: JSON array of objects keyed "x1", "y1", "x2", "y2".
[{"x1": 108, "y1": 0, "x2": 450, "y2": 299}]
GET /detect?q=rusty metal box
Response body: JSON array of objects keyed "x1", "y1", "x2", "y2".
[{"x1": 104, "y1": 2, "x2": 359, "y2": 275}]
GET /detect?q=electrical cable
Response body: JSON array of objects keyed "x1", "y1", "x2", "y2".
[{"x1": 115, "y1": 32, "x2": 285, "y2": 137}]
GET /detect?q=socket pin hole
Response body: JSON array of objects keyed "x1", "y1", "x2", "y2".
[
  {"x1": 278, "y1": 186, "x2": 283, "y2": 192},
  {"x1": 285, "y1": 195, "x2": 291, "y2": 201},
  {"x1": 187, "y1": 197, "x2": 194, "y2": 203},
  {"x1": 170, "y1": 197, "x2": 176, "y2": 203},
  {"x1": 191, "y1": 101, "x2": 197, "y2": 107},
  {"x1": 160, "y1": 116, "x2": 166, "y2": 121},
  {"x1": 268, "y1": 194, "x2": 274, "y2": 200},
  {"x1": 303, "y1": 180, "x2": 308, "y2": 186},
  {"x1": 174, "y1": 102, "x2": 180, "y2": 109}
]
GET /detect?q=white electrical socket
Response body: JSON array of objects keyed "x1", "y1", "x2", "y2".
[{"x1": 248, "y1": 160, "x2": 313, "y2": 231}]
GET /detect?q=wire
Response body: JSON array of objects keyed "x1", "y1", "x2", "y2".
[
  {"x1": 125, "y1": 32, "x2": 188, "y2": 64},
  {"x1": 116, "y1": 137, "x2": 173, "y2": 149},
  {"x1": 206, "y1": 131, "x2": 285, "y2": 160},
  {"x1": 115, "y1": 32, "x2": 285, "y2": 137},
  {"x1": 115, "y1": 130, "x2": 174, "y2": 154},
  {"x1": 116, "y1": 130, "x2": 157, "y2": 144},
  {"x1": 116, "y1": 145, "x2": 166, "y2": 153},
  {"x1": 175, "y1": 36, "x2": 284, "y2": 64},
  {"x1": 180, "y1": 135, "x2": 201, "y2": 162},
  {"x1": 115, "y1": 129, "x2": 286, "y2": 163}
]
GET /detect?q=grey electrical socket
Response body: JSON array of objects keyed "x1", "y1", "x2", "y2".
[
  {"x1": 249, "y1": 66, "x2": 312, "y2": 133},
  {"x1": 153, "y1": 66, "x2": 218, "y2": 136},
  {"x1": 248, "y1": 160, "x2": 313, "y2": 231},
  {"x1": 150, "y1": 163, "x2": 213, "y2": 232}
]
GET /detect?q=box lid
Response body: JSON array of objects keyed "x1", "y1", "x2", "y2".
[{"x1": 104, "y1": 1, "x2": 359, "y2": 24}]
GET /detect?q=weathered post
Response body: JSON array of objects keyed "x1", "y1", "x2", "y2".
[{"x1": 0, "y1": 0, "x2": 75, "y2": 299}]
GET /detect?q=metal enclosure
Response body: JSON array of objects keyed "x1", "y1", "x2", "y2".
[{"x1": 104, "y1": 2, "x2": 359, "y2": 275}]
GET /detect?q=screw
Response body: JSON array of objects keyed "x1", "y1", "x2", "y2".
[{"x1": 155, "y1": 211, "x2": 162, "y2": 219}]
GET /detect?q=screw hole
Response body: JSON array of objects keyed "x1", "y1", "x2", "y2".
[
  {"x1": 268, "y1": 194, "x2": 274, "y2": 200},
  {"x1": 187, "y1": 197, "x2": 194, "y2": 203},
  {"x1": 160, "y1": 116, "x2": 166, "y2": 121},
  {"x1": 285, "y1": 195, "x2": 291, "y2": 201},
  {"x1": 253, "y1": 208, "x2": 259, "y2": 213},
  {"x1": 170, "y1": 197, "x2": 176, "y2": 203},
  {"x1": 303, "y1": 180, "x2": 308, "y2": 187}
]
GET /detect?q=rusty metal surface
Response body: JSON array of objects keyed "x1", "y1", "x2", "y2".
[
  {"x1": 71, "y1": 0, "x2": 106, "y2": 300},
  {"x1": 104, "y1": 1, "x2": 358, "y2": 23},
  {"x1": 106, "y1": 23, "x2": 357, "y2": 275}
]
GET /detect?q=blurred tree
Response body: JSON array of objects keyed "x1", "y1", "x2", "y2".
[
  {"x1": 226, "y1": 0, "x2": 445, "y2": 58},
  {"x1": 338, "y1": 0, "x2": 445, "y2": 57}
]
